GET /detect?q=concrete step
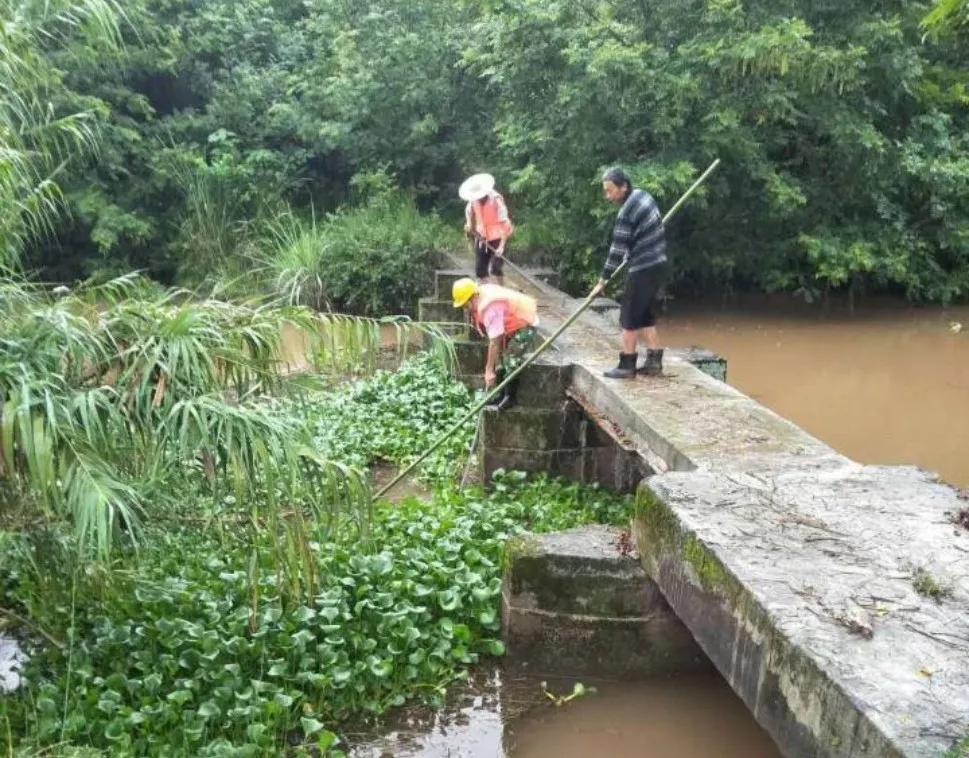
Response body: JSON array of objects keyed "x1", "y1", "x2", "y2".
[
  {"x1": 511, "y1": 359, "x2": 571, "y2": 408},
  {"x1": 418, "y1": 295, "x2": 463, "y2": 325},
  {"x1": 502, "y1": 525, "x2": 710, "y2": 678},
  {"x1": 482, "y1": 441, "x2": 646, "y2": 492},
  {"x1": 434, "y1": 269, "x2": 473, "y2": 301},
  {"x1": 452, "y1": 338, "x2": 488, "y2": 375},
  {"x1": 481, "y1": 406, "x2": 589, "y2": 451}
]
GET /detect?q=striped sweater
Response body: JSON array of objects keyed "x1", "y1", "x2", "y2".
[{"x1": 601, "y1": 188, "x2": 667, "y2": 280}]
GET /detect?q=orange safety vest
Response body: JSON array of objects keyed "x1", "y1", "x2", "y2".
[
  {"x1": 474, "y1": 284, "x2": 538, "y2": 336},
  {"x1": 466, "y1": 192, "x2": 513, "y2": 241}
]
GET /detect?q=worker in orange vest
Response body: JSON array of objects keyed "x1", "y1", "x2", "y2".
[
  {"x1": 460, "y1": 173, "x2": 514, "y2": 286},
  {"x1": 452, "y1": 276, "x2": 537, "y2": 410}
]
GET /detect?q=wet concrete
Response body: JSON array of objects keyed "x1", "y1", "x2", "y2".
[
  {"x1": 635, "y1": 467, "x2": 969, "y2": 758},
  {"x1": 501, "y1": 525, "x2": 709, "y2": 678}
]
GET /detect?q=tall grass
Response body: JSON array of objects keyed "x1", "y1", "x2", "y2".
[{"x1": 262, "y1": 190, "x2": 460, "y2": 317}]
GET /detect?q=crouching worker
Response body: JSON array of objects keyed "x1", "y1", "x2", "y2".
[{"x1": 452, "y1": 277, "x2": 538, "y2": 411}]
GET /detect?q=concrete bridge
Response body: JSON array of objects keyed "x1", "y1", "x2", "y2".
[{"x1": 420, "y1": 258, "x2": 969, "y2": 758}]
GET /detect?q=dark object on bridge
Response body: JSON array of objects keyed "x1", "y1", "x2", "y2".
[
  {"x1": 954, "y1": 506, "x2": 969, "y2": 531},
  {"x1": 604, "y1": 352, "x2": 637, "y2": 378},
  {"x1": 639, "y1": 348, "x2": 664, "y2": 376}
]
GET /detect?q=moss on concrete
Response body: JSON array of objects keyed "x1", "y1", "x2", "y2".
[
  {"x1": 682, "y1": 535, "x2": 731, "y2": 595},
  {"x1": 634, "y1": 486, "x2": 676, "y2": 535},
  {"x1": 944, "y1": 735, "x2": 969, "y2": 758},
  {"x1": 633, "y1": 485, "x2": 682, "y2": 561},
  {"x1": 502, "y1": 533, "x2": 540, "y2": 572},
  {"x1": 912, "y1": 567, "x2": 951, "y2": 601}
]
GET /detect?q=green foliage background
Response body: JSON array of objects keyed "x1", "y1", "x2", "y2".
[{"x1": 10, "y1": 0, "x2": 969, "y2": 304}]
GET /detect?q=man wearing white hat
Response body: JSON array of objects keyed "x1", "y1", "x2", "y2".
[{"x1": 460, "y1": 173, "x2": 513, "y2": 286}]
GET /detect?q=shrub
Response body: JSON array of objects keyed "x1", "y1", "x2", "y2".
[{"x1": 265, "y1": 178, "x2": 460, "y2": 317}]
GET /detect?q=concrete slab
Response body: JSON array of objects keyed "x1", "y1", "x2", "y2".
[
  {"x1": 434, "y1": 268, "x2": 475, "y2": 299},
  {"x1": 634, "y1": 467, "x2": 969, "y2": 757},
  {"x1": 417, "y1": 295, "x2": 465, "y2": 326}
]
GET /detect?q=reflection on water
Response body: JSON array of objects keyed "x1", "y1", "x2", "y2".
[
  {"x1": 661, "y1": 297, "x2": 969, "y2": 487},
  {"x1": 348, "y1": 667, "x2": 780, "y2": 757}
]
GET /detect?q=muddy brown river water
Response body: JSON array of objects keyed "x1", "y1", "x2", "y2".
[
  {"x1": 349, "y1": 668, "x2": 780, "y2": 757},
  {"x1": 662, "y1": 297, "x2": 969, "y2": 487}
]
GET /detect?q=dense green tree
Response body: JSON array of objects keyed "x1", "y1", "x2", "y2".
[
  {"x1": 924, "y1": 0, "x2": 968, "y2": 36},
  {"x1": 11, "y1": 0, "x2": 969, "y2": 303},
  {"x1": 462, "y1": 0, "x2": 969, "y2": 300}
]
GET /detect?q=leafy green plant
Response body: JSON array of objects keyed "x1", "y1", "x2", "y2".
[
  {"x1": 923, "y1": 0, "x2": 968, "y2": 37},
  {"x1": 944, "y1": 734, "x2": 969, "y2": 758},
  {"x1": 0, "y1": 274, "x2": 451, "y2": 563},
  {"x1": 1, "y1": 337, "x2": 630, "y2": 755},
  {"x1": 541, "y1": 680, "x2": 595, "y2": 707},
  {"x1": 2, "y1": 471, "x2": 628, "y2": 755},
  {"x1": 285, "y1": 353, "x2": 476, "y2": 484},
  {"x1": 912, "y1": 567, "x2": 951, "y2": 600}
]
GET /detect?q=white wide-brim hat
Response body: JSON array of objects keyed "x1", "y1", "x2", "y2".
[{"x1": 458, "y1": 173, "x2": 495, "y2": 201}]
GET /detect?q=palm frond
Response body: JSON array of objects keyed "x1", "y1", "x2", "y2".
[
  {"x1": 0, "y1": 273, "x2": 453, "y2": 566},
  {"x1": 0, "y1": 0, "x2": 123, "y2": 266},
  {"x1": 61, "y1": 448, "x2": 142, "y2": 558}
]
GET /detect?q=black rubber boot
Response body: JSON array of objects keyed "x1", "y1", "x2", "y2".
[
  {"x1": 495, "y1": 373, "x2": 519, "y2": 411},
  {"x1": 604, "y1": 352, "x2": 637, "y2": 379},
  {"x1": 639, "y1": 348, "x2": 664, "y2": 376},
  {"x1": 486, "y1": 368, "x2": 507, "y2": 408}
]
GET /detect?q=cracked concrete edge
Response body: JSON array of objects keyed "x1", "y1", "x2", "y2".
[{"x1": 633, "y1": 472, "x2": 969, "y2": 758}]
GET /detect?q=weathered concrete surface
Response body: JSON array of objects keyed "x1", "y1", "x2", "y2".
[
  {"x1": 480, "y1": 394, "x2": 652, "y2": 492},
  {"x1": 633, "y1": 467, "x2": 969, "y2": 757},
  {"x1": 502, "y1": 525, "x2": 710, "y2": 678},
  {"x1": 417, "y1": 295, "x2": 465, "y2": 327},
  {"x1": 483, "y1": 443, "x2": 649, "y2": 493}
]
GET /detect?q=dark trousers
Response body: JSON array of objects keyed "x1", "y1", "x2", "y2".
[
  {"x1": 474, "y1": 238, "x2": 505, "y2": 279},
  {"x1": 619, "y1": 262, "x2": 670, "y2": 330}
]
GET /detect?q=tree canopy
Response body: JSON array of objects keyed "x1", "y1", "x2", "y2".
[{"x1": 7, "y1": 0, "x2": 969, "y2": 302}]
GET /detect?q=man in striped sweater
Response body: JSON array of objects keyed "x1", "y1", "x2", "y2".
[{"x1": 593, "y1": 167, "x2": 670, "y2": 379}]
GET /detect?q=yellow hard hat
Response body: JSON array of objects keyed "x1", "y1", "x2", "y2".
[{"x1": 452, "y1": 277, "x2": 477, "y2": 308}]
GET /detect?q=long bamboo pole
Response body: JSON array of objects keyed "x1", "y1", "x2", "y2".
[{"x1": 375, "y1": 159, "x2": 721, "y2": 498}]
